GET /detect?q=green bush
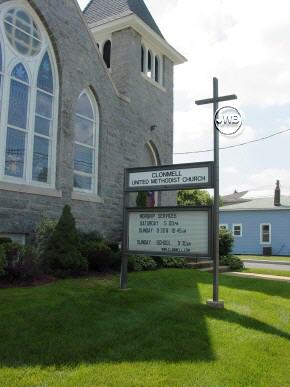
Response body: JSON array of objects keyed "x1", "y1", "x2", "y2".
[
  {"x1": 2, "y1": 243, "x2": 41, "y2": 281},
  {"x1": 0, "y1": 246, "x2": 7, "y2": 277},
  {"x1": 219, "y1": 229, "x2": 234, "y2": 256},
  {"x1": 153, "y1": 256, "x2": 185, "y2": 268},
  {"x1": 0, "y1": 237, "x2": 12, "y2": 246},
  {"x1": 111, "y1": 251, "x2": 122, "y2": 271},
  {"x1": 81, "y1": 240, "x2": 112, "y2": 272},
  {"x1": 34, "y1": 216, "x2": 57, "y2": 256},
  {"x1": 129, "y1": 256, "x2": 157, "y2": 271},
  {"x1": 42, "y1": 205, "x2": 88, "y2": 276},
  {"x1": 78, "y1": 230, "x2": 103, "y2": 245},
  {"x1": 220, "y1": 255, "x2": 244, "y2": 270}
]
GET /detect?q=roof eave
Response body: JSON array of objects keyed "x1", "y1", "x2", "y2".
[{"x1": 88, "y1": 14, "x2": 187, "y2": 65}]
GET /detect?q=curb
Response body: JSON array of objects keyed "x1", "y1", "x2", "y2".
[
  {"x1": 242, "y1": 259, "x2": 290, "y2": 266},
  {"x1": 224, "y1": 271, "x2": 290, "y2": 283}
]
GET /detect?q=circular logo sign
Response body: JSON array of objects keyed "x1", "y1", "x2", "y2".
[{"x1": 215, "y1": 106, "x2": 242, "y2": 135}]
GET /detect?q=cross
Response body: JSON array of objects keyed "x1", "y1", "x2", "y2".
[{"x1": 195, "y1": 77, "x2": 237, "y2": 309}]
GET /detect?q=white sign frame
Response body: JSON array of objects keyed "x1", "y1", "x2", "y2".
[
  {"x1": 124, "y1": 206, "x2": 212, "y2": 258},
  {"x1": 125, "y1": 162, "x2": 214, "y2": 192}
]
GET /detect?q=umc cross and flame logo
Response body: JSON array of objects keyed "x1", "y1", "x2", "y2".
[{"x1": 215, "y1": 106, "x2": 242, "y2": 136}]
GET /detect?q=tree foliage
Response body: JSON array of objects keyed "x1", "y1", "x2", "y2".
[{"x1": 177, "y1": 189, "x2": 213, "y2": 206}]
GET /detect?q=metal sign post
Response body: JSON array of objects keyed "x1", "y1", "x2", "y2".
[{"x1": 196, "y1": 77, "x2": 237, "y2": 309}]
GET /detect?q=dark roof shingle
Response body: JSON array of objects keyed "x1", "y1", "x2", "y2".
[{"x1": 83, "y1": 0, "x2": 164, "y2": 39}]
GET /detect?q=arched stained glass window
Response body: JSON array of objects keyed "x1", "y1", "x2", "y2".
[
  {"x1": 74, "y1": 90, "x2": 99, "y2": 192},
  {"x1": 32, "y1": 52, "x2": 54, "y2": 183},
  {"x1": 37, "y1": 52, "x2": 53, "y2": 93},
  {"x1": 0, "y1": 4, "x2": 58, "y2": 187},
  {"x1": 5, "y1": 64, "x2": 29, "y2": 178},
  {"x1": 103, "y1": 40, "x2": 111, "y2": 69},
  {"x1": 0, "y1": 41, "x2": 2, "y2": 71}
]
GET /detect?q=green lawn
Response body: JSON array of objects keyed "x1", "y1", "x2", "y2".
[
  {"x1": 243, "y1": 268, "x2": 290, "y2": 278},
  {"x1": 0, "y1": 270, "x2": 289, "y2": 387},
  {"x1": 237, "y1": 255, "x2": 290, "y2": 263}
]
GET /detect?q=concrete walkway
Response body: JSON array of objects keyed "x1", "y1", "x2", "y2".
[
  {"x1": 244, "y1": 262, "x2": 290, "y2": 271},
  {"x1": 224, "y1": 271, "x2": 290, "y2": 283}
]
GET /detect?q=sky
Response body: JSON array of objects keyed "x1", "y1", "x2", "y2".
[{"x1": 78, "y1": 0, "x2": 290, "y2": 197}]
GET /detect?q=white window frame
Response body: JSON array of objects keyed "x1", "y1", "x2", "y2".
[
  {"x1": 233, "y1": 224, "x2": 242, "y2": 237},
  {"x1": 219, "y1": 224, "x2": 228, "y2": 231},
  {"x1": 0, "y1": 1, "x2": 59, "y2": 189},
  {"x1": 73, "y1": 88, "x2": 99, "y2": 195},
  {"x1": 260, "y1": 223, "x2": 271, "y2": 244}
]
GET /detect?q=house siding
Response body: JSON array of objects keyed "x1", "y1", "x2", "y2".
[{"x1": 220, "y1": 210, "x2": 290, "y2": 256}]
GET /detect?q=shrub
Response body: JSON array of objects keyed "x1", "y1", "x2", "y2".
[
  {"x1": 0, "y1": 237, "x2": 12, "y2": 246},
  {"x1": 219, "y1": 229, "x2": 234, "y2": 256},
  {"x1": 78, "y1": 230, "x2": 103, "y2": 245},
  {"x1": 154, "y1": 256, "x2": 185, "y2": 268},
  {"x1": 0, "y1": 246, "x2": 7, "y2": 277},
  {"x1": 34, "y1": 216, "x2": 57, "y2": 256},
  {"x1": 2, "y1": 243, "x2": 41, "y2": 281},
  {"x1": 42, "y1": 205, "x2": 88, "y2": 276},
  {"x1": 220, "y1": 255, "x2": 244, "y2": 270},
  {"x1": 111, "y1": 251, "x2": 122, "y2": 271},
  {"x1": 129, "y1": 256, "x2": 157, "y2": 271},
  {"x1": 81, "y1": 240, "x2": 112, "y2": 272}
]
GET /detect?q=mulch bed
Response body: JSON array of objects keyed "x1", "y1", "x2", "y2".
[{"x1": 0, "y1": 275, "x2": 57, "y2": 289}]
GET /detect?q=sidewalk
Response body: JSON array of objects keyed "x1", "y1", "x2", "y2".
[
  {"x1": 242, "y1": 259, "x2": 290, "y2": 266},
  {"x1": 223, "y1": 271, "x2": 290, "y2": 283}
]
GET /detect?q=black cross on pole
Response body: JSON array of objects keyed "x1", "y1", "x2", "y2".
[{"x1": 196, "y1": 77, "x2": 237, "y2": 308}]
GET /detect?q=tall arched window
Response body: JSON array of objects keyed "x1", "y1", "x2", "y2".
[
  {"x1": 155, "y1": 56, "x2": 160, "y2": 83},
  {"x1": 103, "y1": 40, "x2": 111, "y2": 69},
  {"x1": 74, "y1": 90, "x2": 99, "y2": 193},
  {"x1": 147, "y1": 50, "x2": 152, "y2": 78},
  {"x1": 141, "y1": 45, "x2": 145, "y2": 73},
  {"x1": 0, "y1": 3, "x2": 58, "y2": 187}
]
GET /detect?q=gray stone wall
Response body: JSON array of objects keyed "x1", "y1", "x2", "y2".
[{"x1": 0, "y1": 0, "x2": 174, "y2": 241}]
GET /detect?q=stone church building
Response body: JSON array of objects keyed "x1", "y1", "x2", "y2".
[{"x1": 0, "y1": 0, "x2": 185, "y2": 242}]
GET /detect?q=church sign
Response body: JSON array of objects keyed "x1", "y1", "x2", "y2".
[
  {"x1": 125, "y1": 207, "x2": 212, "y2": 257},
  {"x1": 125, "y1": 162, "x2": 213, "y2": 192}
]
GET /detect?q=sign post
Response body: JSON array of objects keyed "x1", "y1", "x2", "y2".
[
  {"x1": 120, "y1": 162, "x2": 214, "y2": 290},
  {"x1": 196, "y1": 77, "x2": 237, "y2": 309}
]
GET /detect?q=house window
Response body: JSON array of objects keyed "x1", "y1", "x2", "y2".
[
  {"x1": 260, "y1": 224, "x2": 271, "y2": 244},
  {"x1": 73, "y1": 89, "x2": 99, "y2": 193},
  {"x1": 233, "y1": 224, "x2": 242, "y2": 237},
  {"x1": 220, "y1": 224, "x2": 228, "y2": 231},
  {"x1": 103, "y1": 40, "x2": 111, "y2": 69},
  {"x1": 0, "y1": 3, "x2": 58, "y2": 187}
]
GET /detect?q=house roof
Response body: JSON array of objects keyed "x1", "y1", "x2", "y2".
[
  {"x1": 220, "y1": 196, "x2": 290, "y2": 211},
  {"x1": 222, "y1": 190, "x2": 251, "y2": 205},
  {"x1": 83, "y1": 0, "x2": 164, "y2": 38}
]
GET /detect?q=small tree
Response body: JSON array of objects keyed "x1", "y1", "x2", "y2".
[
  {"x1": 219, "y1": 229, "x2": 234, "y2": 257},
  {"x1": 42, "y1": 205, "x2": 87, "y2": 276},
  {"x1": 136, "y1": 192, "x2": 147, "y2": 208}
]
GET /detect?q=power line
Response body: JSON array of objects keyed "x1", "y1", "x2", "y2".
[{"x1": 174, "y1": 128, "x2": 290, "y2": 155}]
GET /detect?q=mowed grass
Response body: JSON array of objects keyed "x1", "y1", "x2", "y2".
[
  {"x1": 243, "y1": 268, "x2": 290, "y2": 278},
  {"x1": 0, "y1": 270, "x2": 289, "y2": 387},
  {"x1": 237, "y1": 255, "x2": 290, "y2": 263}
]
